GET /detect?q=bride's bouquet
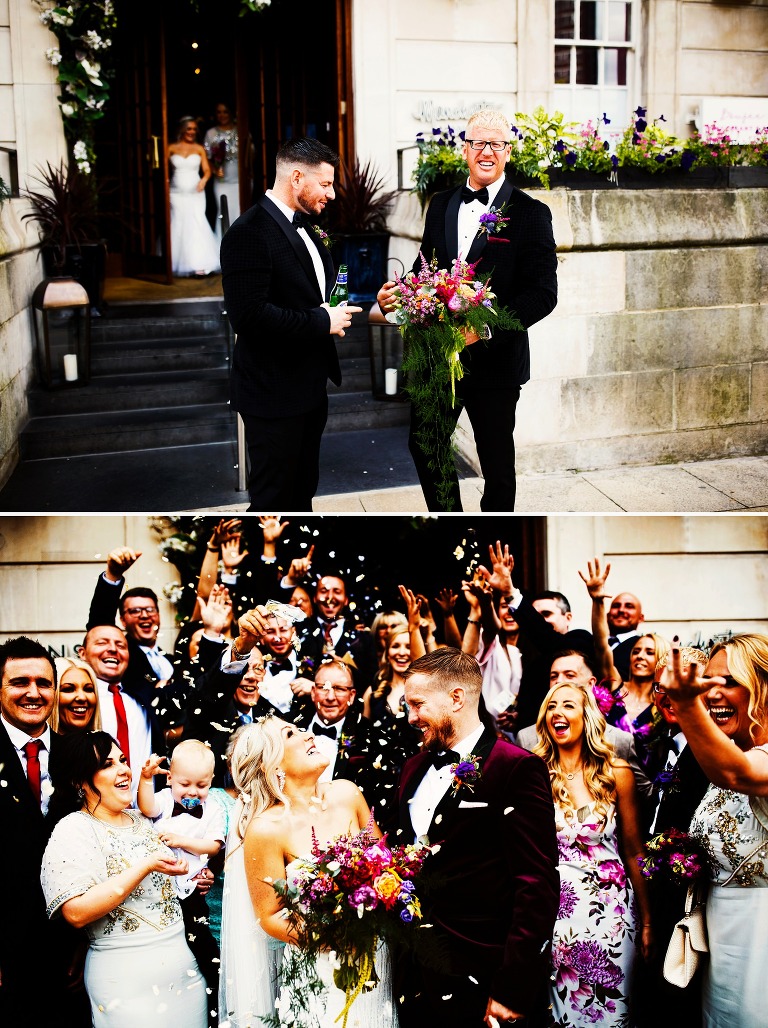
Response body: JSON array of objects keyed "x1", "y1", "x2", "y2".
[
  {"x1": 270, "y1": 822, "x2": 431, "y2": 1026},
  {"x1": 386, "y1": 253, "x2": 523, "y2": 510},
  {"x1": 638, "y1": 827, "x2": 709, "y2": 885}
]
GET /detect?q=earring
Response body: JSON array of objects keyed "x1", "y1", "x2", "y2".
[
  {"x1": 76, "y1": 786, "x2": 85, "y2": 805},
  {"x1": 276, "y1": 768, "x2": 286, "y2": 791}
]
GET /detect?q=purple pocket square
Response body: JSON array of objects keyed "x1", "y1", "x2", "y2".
[{"x1": 488, "y1": 236, "x2": 510, "y2": 244}]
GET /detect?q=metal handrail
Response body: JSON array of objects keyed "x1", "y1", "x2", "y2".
[
  {"x1": 218, "y1": 193, "x2": 248, "y2": 493},
  {"x1": 396, "y1": 145, "x2": 420, "y2": 191}
]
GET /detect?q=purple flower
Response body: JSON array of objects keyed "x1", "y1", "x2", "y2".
[
  {"x1": 636, "y1": 118, "x2": 648, "y2": 133},
  {"x1": 349, "y1": 885, "x2": 378, "y2": 911},
  {"x1": 634, "y1": 106, "x2": 647, "y2": 119},
  {"x1": 592, "y1": 684, "x2": 615, "y2": 716},
  {"x1": 602, "y1": 113, "x2": 611, "y2": 125},
  {"x1": 597, "y1": 860, "x2": 626, "y2": 888},
  {"x1": 681, "y1": 151, "x2": 696, "y2": 171},
  {"x1": 400, "y1": 908, "x2": 414, "y2": 923},
  {"x1": 610, "y1": 155, "x2": 618, "y2": 168},
  {"x1": 554, "y1": 140, "x2": 566, "y2": 153},
  {"x1": 454, "y1": 760, "x2": 476, "y2": 779},
  {"x1": 565, "y1": 151, "x2": 577, "y2": 166},
  {"x1": 569, "y1": 940, "x2": 623, "y2": 989},
  {"x1": 558, "y1": 881, "x2": 578, "y2": 919}
]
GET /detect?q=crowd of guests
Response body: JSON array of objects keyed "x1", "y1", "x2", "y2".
[{"x1": 1, "y1": 516, "x2": 766, "y2": 1028}]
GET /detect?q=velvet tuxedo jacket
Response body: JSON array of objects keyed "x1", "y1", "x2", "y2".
[
  {"x1": 221, "y1": 195, "x2": 340, "y2": 419},
  {"x1": 396, "y1": 726, "x2": 559, "y2": 1015},
  {"x1": 417, "y1": 177, "x2": 557, "y2": 390}
]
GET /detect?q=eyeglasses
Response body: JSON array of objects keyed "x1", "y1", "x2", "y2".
[
  {"x1": 465, "y1": 139, "x2": 510, "y2": 151},
  {"x1": 314, "y1": 683, "x2": 352, "y2": 696},
  {"x1": 124, "y1": 606, "x2": 158, "y2": 617}
]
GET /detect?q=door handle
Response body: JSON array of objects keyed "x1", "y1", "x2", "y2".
[{"x1": 150, "y1": 136, "x2": 160, "y2": 169}]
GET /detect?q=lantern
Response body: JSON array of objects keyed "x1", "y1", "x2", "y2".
[
  {"x1": 367, "y1": 303, "x2": 407, "y2": 401},
  {"x1": 31, "y1": 277, "x2": 91, "y2": 388}
]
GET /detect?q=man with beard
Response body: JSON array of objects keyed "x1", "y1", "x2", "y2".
[
  {"x1": 221, "y1": 137, "x2": 363, "y2": 510},
  {"x1": 397, "y1": 648, "x2": 559, "y2": 1027}
]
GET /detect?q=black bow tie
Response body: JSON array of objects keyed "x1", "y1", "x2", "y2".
[
  {"x1": 608, "y1": 636, "x2": 619, "y2": 647},
  {"x1": 268, "y1": 658, "x2": 293, "y2": 674},
  {"x1": 171, "y1": 801, "x2": 204, "y2": 819},
  {"x1": 461, "y1": 185, "x2": 489, "y2": 206},
  {"x1": 429, "y1": 749, "x2": 460, "y2": 769},
  {"x1": 312, "y1": 722, "x2": 339, "y2": 740},
  {"x1": 293, "y1": 211, "x2": 309, "y2": 228}
]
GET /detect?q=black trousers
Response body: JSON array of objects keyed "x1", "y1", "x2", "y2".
[
  {"x1": 408, "y1": 383, "x2": 522, "y2": 512},
  {"x1": 241, "y1": 396, "x2": 328, "y2": 511}
]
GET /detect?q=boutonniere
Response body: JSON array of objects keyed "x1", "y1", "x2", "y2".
[
  {"x1": 478, "y1": 204, "x2": 510, "y2": 237},
  {"x1": 450, "y1": 754, "x2": 481, "y2": 795},
  {"x1": 312, "y1": 225, "x2": 332, "y2": 248},
  {"x1": 339, "y1": 732, "x2": 354, "y2": 752}
]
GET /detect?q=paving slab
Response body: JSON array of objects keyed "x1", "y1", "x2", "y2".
[
  {"x1": 515, "y1": 473, "x2": 625, "y2": 513},
  {"x1": 581, "y1": 465, "x2": 745, "y2": 512},
  {"x1": 679, "y1": 456, "x2": 768, "y2": 508}
]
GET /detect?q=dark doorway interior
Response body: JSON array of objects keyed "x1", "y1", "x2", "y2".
[{"x1": 97, "y1": 0, "x2": 351, "y2": 276}]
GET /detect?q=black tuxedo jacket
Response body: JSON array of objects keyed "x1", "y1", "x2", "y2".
[
  {"x1": 297, "y1": 618, "x2": 377, "y2": 690},
  {"x1": 653, "y1": 741, "x2": 710, "y2": 835},
  {"x1": 221, "y1": 195, "x2": 340, "y2": 419},
  {"x1": 0, "y1": 724, "x2": 88, "y2": 1025},
  {"x1": 396, "y1": 727, "x2": 559, "y2": 1017},
  {"x1": 416, "y1": 177, "x2": 557, "y2": 391}
]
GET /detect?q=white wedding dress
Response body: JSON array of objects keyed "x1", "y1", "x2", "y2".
[
  {"x1": 169, "y1": 153, "x2": 221, "y2": 276},
  {"x1": 219, "y1": 829, "x2": 397, "y2": 1028}
]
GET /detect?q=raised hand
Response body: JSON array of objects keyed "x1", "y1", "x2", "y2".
[
  {"x1": 235, "y1": 606, "x2": 272, "y2": 654},
  {"x1": 199, "y1": 583, "x2": 233, "y2": 635},
  {"x1": 435, "y1": 587, "x2": 458, "y2": 615},
  {"x1": 578, "y1": 557, "x2": 612, "y2": 600},
  {"x1": 660, "y1": 638, "x2": 714, "y2": 705},
  {"x1": 106, "y1": 546, "x2": 141, "y2": 582},
  {"x1": 141, "y1": 754, "x2": 168, "y2": 781},
  {"x1": 287, "y1": 544, "x2": 315, "y2": 582},
  {"x1": 208, "y1": 518, "x2": 242, "y2": 550},
  {"x1": 221, "y1": 534, "x2": 248, "y2": 572},
  {"x1": 398, "y1": 584, "x2": 422, "y2": 632},
  {"x1": 259, "y1": 515, "x2": 289, "y2": 545},
  {"x1": 477, "y1": 541, "x2": 514, "y2": 594}
]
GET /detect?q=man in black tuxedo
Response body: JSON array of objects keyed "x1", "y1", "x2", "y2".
[
  {"x1": 378, "y1": 108, "x2": 557, "y2": 511},
  {"x1": 221, "y1": 137, "x2": 363, "y2": 510},
  {"x1": 397, "y1": 648, "x2": 559, "y2": 1027},
  {"x1": 0, "y1": 637, "x2": 88, "y2": 1026},
  {"x1": 296, "y1": 573, "x2": 377, "y2": 690}
]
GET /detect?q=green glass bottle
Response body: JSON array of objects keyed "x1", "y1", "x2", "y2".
[{"x1": 329, "y1": 264, "x2": 349, "y2": 307}]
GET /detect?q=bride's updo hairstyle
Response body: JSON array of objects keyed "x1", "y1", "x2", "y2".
[{"x1": 230, "y1": 716, "x2": 288, "y2": 842}]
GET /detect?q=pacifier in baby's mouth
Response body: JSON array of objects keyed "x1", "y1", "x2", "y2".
[{"x1": 180, "y1": 797, "x2": 202, "y2": 810}]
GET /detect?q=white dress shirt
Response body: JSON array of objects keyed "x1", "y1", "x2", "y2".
[
  {"x1": 96, "y1": 679, "x2": 152, "y2": 802},
  {"x1": 261, "y1": 653, "x2": 299, "y2": 713},
  {"x1": 410, "y1": 722, "x2": 486, "y2": 843},
  {"x1": 309, "y1": 717, "x2": 343, "y2": 781},
  {"x1": 457, "y1": 173, "x2": 506, "y2": 259},
  {"x1": 1, "y1": 715, "x2": 52, "y2": 815},
  {"x1": 266, "y1": 189, "x2": 326, "y2": 297}
]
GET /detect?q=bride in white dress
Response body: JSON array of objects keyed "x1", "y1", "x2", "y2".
[
  {"x1": 168, "y1": 118, "x2": 221, "y2": 277},
  {"x1": 219, "y1": 717, "x2": 397, "y2": 1028}
]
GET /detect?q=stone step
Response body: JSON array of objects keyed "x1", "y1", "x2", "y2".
[
  {"x1": 19, "y1": 403, "x2": 235, "y2": 459},
  {"x1": 28, "y1": 368, "x2": 230, "y2": 417},
  {"x1": 330, "y1": 357, "x2": 371, "y2": 394},
  {"x1": 90, "y1": 338, "x2": 231, "y2": 375},
  {"x1": 92, "y1": 302, "x2": 228, "y2": 343},
  {"x1": 326, "y1": 390, "x2": 410, "y2": 432}
]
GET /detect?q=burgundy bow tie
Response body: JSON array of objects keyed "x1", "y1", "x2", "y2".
[{"x1": 171, "y1": 801, "x2": 204, "y2": 818}]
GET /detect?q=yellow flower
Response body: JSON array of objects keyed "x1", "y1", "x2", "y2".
[{"x1": 373, "y1": 871, "x2": 402, "y2": 908}]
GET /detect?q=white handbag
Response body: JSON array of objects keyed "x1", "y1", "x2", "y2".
[{"x1": 662, "y1": 883, "x2": 708, "y2": 988}]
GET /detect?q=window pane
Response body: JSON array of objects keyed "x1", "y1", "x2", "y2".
[
  {"x1": 608, "y1": 1, "x2": 631, "y2": 41},
  {"x1": 575, "y1": 45, "x2": 599, "y2": 84},
  {"x1": 555, "y1": 45, "x2": 571, "y2": 83},
  {"x1": 555, "y1": 0, "x2": 575, "y2": 38},
  {"x1": 580, "y1": 0, "x2": 598, "y2": 40},
  {"x1": 604, "y1": 47, "x2": 627, "y2": 86}
]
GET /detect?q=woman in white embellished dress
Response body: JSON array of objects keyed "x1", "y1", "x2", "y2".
[
  {"x1": 219, "y1": 716, "x2": 397, "y2": 1028},
  {"x1": 533, "y1": 682, "x2": 652, "y2": 1026},
  {"x1": 204, "y1": 103, "x2": 240, "y2": 240},
  {"x1": 41, "y1": 732, "x2": 208, "y2": 1028},
  {"x1": 664, "y1": 634, "x2": 768, "y2": 1028},
  {"x1": 168, "y1": 117, "x2": 220, "y2": 277}
]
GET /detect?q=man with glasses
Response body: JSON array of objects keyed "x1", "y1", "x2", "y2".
[{"x1": 379, "y1": 108, "x2": 558, "y2": 511}]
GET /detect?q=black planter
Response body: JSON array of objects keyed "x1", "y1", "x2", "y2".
[
  {"x1": 333, "y1": 233, "x2": 390, "y2": 303},
  {"x1": 618, "y1": 166, "x2": 726, "y2": 189},
  {"x1": 726, "y1": 166, "x2": 768, "y2": 188},
  {"x1": 507, "y1": 168, "x2": 617, "y2": 189},
  {"x1": 42, "y1": 242, "x2": 107, "y2": 312}
]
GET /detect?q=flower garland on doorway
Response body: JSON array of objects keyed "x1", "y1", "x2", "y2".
[{"x1": 34, "y1": 0, "x2": 271, "y2": 177}]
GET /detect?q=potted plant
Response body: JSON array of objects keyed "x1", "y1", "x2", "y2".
[
  {"x1": 22, "y1": 160, "x2": 107, "y2": 311},
  {"x1": 327, "y1": 158, "x2": 398, "y2": 302},
  {"x1": 412, "y1": 126, "x2": 468, "y2": 208}
]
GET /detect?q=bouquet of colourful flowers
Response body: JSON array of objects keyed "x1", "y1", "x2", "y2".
[
  {"x1": 386, "y1": 252, "x2": 522, "y2": 509},
  {"x1": 209, "y1": 139, "x2": 227, "y2": 174},
  {"x1": 638, "y1": 828, "x2": 709, "y2": 886},
  {"x1": 270, "y1": 822, "x2": 430, "y2": 1026}
]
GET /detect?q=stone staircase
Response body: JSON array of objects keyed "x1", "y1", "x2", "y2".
[{"x1": 18, "y1": 299, "x2": 409, "y2": 463}]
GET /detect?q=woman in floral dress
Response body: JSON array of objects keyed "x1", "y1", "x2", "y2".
[{"x1": 534, "y1": 682, "x2": 652, "y2": 1026}]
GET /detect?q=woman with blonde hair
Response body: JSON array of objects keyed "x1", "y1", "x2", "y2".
[
  {"x1": 533, "y1": 681, "x2": 652, "y2": 1026},
  {"x1": 51, "y1": 657, "x2": 102, "y2": 733},
  {"x1": 218, "y1": 715, "x2": 396, "y2": 1027},
  {"x1": 664, "y1": 633, "x2": 768, "y2": 1028}
]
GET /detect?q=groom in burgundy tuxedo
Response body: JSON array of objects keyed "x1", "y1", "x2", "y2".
[
  {"x1": 378, "y1": 109, "x2": 557, "y2": 512},
  {"x1": 396, "y1": 648, "x2": 559, "y2": 1027}
]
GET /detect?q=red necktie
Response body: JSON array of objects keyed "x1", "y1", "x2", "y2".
[
  {"x1": 23, "y1": 739, "x2": 43, "y2": 807},
  {"x1": 322, "y1": 620, "x2": 337, "y2": 651},
  {"x1": 108, "y1": 683, "x2": 131, "y2": 767}
]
